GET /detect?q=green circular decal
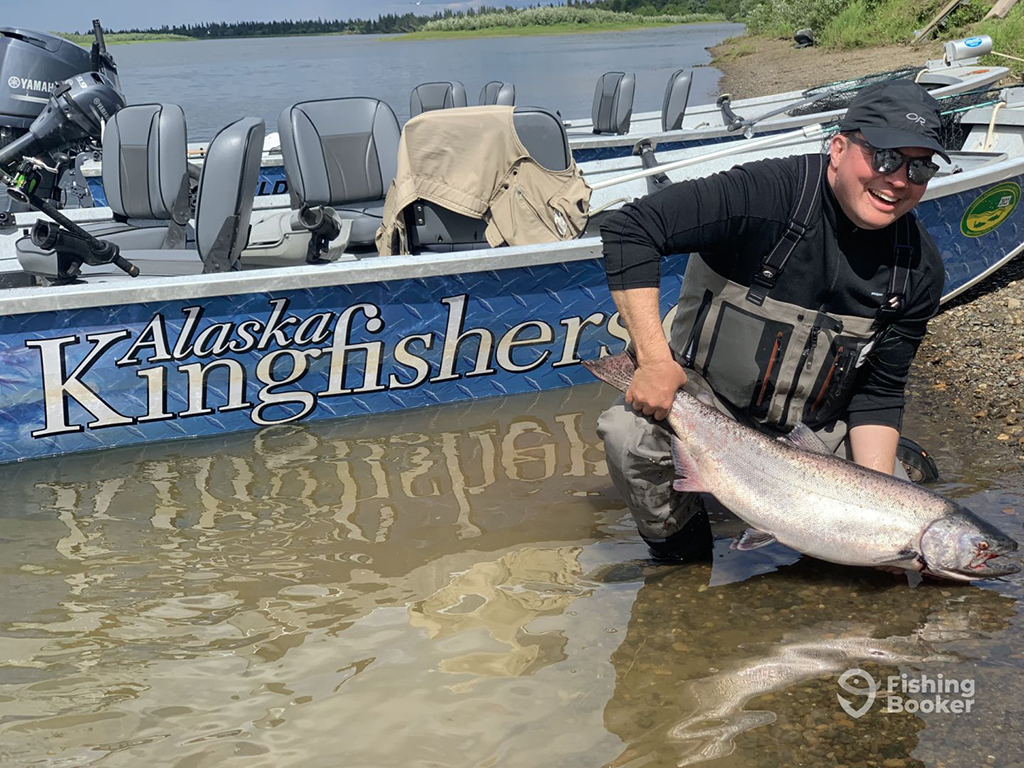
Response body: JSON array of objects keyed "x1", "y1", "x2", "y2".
[{"x1": 960, "y1": 182, "x2": 1021, "y2": 238}]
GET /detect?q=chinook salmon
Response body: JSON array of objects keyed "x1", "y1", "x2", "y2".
[{"x1": 585, "y1": 353, "x2": 1020, "y2": 581}]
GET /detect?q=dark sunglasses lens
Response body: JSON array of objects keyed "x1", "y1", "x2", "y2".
[
  {"x1": 907, "y1": 160, "x2": 939, "y2": 184},
  {"x1": 873, "y1": 148, "x2": 905, "y2": 175}
]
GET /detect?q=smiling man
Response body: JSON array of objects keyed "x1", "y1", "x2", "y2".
[{"x1": 596, "y1": 80, "x2": 947, "y2": 563}]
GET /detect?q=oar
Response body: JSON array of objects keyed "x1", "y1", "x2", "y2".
[{"x1": 588, "y1": 123, "x2": 828, "y2": 191}]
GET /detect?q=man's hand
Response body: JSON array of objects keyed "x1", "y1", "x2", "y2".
[{"x1": 626, "y1": 358, "x2": 688, "y2": 421}]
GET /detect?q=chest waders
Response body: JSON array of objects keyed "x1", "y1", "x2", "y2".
[{"x1": 668, "y1": 153, "x2": 915, "y2": 431}]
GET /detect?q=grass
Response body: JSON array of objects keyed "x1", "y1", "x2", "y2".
[
  {"x1": 56, "y1": 32, "x2": 193, "y2": 45},
  {"x1": 398, "y1": 21, "x2": 698, "y2": 40},
  {"x1": 743, "y1": 0, "x2": 1024, "y2": 77}
]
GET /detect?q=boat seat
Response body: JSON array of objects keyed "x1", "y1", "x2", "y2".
[
  {"x1": 18, "y1": 117, "x2": 265, "y2": 281},
  {"x1": 479, "y1": 81, "x2": 516, "y2": 106},
  {"x1": 88, "y1": 103, "x2": 195, "y2": 249},
  {"x1": 408, "y1": 106, "x2": 572, "y2": 254},
  {"x1": 270, "y1": 97, "x2": 401, "y2": 248},
  {"x1": 662, "y1": 69, "x2": 692, "y2": 132},
  {"x1": 592, "y1": 71, "x2": 635, "y2": 135},
  {"x1": 409, "y1": 81, "x2": 468, "y2": 118}
]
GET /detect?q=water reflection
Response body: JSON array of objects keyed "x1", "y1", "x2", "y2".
[
  {"x1": 409, "y1": 546, "x2": 589, "y2": 687},
  {"x1": 0, "y1": 385, "x2": 622, "y2": 766},
  {"x1": 0, "y1": 383, "x2": 1022, "y2": 767},
  {"x1": 602, "y1": 559, "x2": 1019, "y2": 768}
]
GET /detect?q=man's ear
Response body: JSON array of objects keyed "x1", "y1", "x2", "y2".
[{"x1": 828, "y1": 134, "x2": 846, "y2": 170}]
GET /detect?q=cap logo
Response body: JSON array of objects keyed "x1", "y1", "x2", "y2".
[{"x1": 906, "y1": 113, "x2": 927, "y2": 126}]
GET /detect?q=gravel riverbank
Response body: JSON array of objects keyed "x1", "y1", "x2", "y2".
[{"x1": 709, "y1": 35, "x2": 1024, "y2": 465}]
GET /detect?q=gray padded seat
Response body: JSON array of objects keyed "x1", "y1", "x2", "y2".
[
  {"x1": 89, "y1": 103, "x2": 193, "y2": 249},
  {"x1": 17, "y1": 117, "x2": 265, "y2": 280},
  {"x1": 409, "y1": 81, "x2": 468, "y2": 118},
  {"x1": 592, "y1": 72, "x2": 635, "y2": 135},
  {"x1": 479, "y1": 81, "x2": 516, "y2": 106},
  {"x1": 408, "y1": 106, "x2": 570, "y2": 254},
  {"x1": 278, "y1": 97, "x2": 401, "y2": 246},
  {"x1": 662, "y1": 69, "x2": 693, "y2": 132}
]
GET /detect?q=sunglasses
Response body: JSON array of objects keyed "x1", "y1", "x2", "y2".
[{"x1": 846, "y1": 134, "x2": 940, "y2": 185}]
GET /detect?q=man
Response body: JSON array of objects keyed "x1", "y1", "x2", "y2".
[{"x1": 597, "y1": 80, "x2": 946, "y2": 562}]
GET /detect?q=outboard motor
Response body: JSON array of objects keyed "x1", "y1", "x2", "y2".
[{"x1": 0, "y1": 21, "x2": 121, "y2": 221}]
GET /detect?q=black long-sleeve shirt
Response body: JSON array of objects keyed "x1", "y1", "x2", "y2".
[{"x1": 599, "y1": 154, "x2": 945, "y2": 430}]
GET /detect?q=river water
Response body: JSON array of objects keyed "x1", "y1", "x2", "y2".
[
  {"x1": 0, "y1": 377, "x2": 1022, "y2": 767},
  {"x1": 107, "y1": 24, "x2": 744, "y2": 139}
]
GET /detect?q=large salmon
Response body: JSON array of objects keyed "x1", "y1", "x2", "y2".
[{"x1": 585, "y1": 353, "x2": 1020, "y2": 581}]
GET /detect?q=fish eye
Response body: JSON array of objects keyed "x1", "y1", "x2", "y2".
[{"x1": 978, "y1": 542, "x2": 989, "y2": 550}]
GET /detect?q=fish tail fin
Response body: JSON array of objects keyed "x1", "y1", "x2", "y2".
[
  {"x1": 671, "y1": 436, "x2": 706, "y2": 493},
  {"x1": 582, "y1": 352, "x2": 637, "y2": 393}
]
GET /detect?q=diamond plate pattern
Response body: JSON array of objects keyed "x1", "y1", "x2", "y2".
[{"x1": 0, "y1": 254, "x2": 688, "y2": 463}]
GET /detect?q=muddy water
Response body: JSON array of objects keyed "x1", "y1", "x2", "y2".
[{"x1": 0, "y1": 383, "x2": 1022, "y2": 767}]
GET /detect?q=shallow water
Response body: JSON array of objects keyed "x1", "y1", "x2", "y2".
[{"x1": 0, "y1": 382, "x2": 1021, "y2": 767}]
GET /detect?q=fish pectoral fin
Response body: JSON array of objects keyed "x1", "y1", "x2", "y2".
[
  {"x1": 865, "y1": 549, "x2": 922, "y2": 567},
  {"x1": 778, "y1": 423, "x2": 833, "y2": 456},
  {"x1": 671, "y1": 436, "x2": 707, "y2": 493},
  {"x1": 731, "y1": 529, "x2": 778, "y2": 551}
]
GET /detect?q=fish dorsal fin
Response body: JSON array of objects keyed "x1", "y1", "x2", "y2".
[
  {"x1": 732, "y1": 529, "x2": 778, "y2": 551},
  {"x1": 670, "y1": 435, "x2": 707, "y2": 493},
  {"x1": 778, "y1": 423, "x2": 833, "y2": 456}
]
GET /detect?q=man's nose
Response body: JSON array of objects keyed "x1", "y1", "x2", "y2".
[{"x1": 884, "y1": 163, "x2": 909, "y2": 187}]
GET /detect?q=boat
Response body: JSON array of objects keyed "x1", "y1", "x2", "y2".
[
  {"x1": 0, "y1": 81, "x2": 1021, "y2": 465},
  {"x1": 59, "y1": 35, "x2": 1009, "y2": 207}
]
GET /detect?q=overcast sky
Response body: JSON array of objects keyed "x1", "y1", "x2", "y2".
[{"x1": 6, "y1": 0, "x2": 554, "y2": 33}]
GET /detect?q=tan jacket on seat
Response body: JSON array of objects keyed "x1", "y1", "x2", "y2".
[{"x1": 376, "y1": 106, "x2": 591, "y2": 255}]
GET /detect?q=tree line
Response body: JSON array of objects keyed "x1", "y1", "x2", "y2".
[{"x1": 89, "y1": 0, "x2": 746, "y2": 38}]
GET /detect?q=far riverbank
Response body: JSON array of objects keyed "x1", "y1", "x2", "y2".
[
  {"x1": 711, "y1": 35, "x2": 1024, "y2": 467},
  {"x1": 396, "y1": 21, "x2": 702, "y2": 41}
]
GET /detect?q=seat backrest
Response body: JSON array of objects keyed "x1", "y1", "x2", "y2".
[
  {"x1": 409, "y1": 81, "x2": 468, "y2": 118},
  {"x1": 278, "y1": 97, "x2": 401, "y2": 208},
  {"x1": 408, "y1": 106, "x2": 571, "y2": 253},
  {"x1": 591, "y1": 72, "x2": 635, "y2": 135},
  {"x1": 662, "y1": 69, "x2": 693, "y2": 132},
  {"x1": 479, "y1": 81, "x2": 516, "y2": 106},
  {"x1": 101, "y1": 103, "x2": 189, "y2": 222},
  {"x1": 196, "y1": 116, "x2": 265, "y2": 273},
  {"x1": 512, "y1": 107, "x2": 570, "y2": 171}
]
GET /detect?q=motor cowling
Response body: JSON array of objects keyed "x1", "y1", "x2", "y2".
[
  {"x1": 0, "y1": 71, "x2": 124, "y2": 172},
  {"x1": 1, "y1": 27, "x2": 117, "y2": 145}
]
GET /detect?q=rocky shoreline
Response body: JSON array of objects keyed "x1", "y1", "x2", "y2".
[{"x1": 710, "y1": 35, "x2": 1024, "y2": 465}]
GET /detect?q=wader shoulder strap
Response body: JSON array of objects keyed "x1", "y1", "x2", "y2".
[
  {"x1": 875, "y1": 214, "x2": 914, "y2": 324},
  {"x1": 746, "y1": 153, "x2": 827, "y2": 307}
]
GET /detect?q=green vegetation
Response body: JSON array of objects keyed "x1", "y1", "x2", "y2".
[
  {"x1": 57, "y1": 32, "x2": 193, "y2": 45},
  {"x1": 743, "y1": 0, "x2": 1024, "y2": 75},
  {"x1": 60, "y1": 1, "x2": 745, "y2": 41},
  {"x1": 402, "y1": 21, "x2": 697, "y2": 40},
  {"x1": 416, "y1": 6, "x2": 720, "y2": 34}
]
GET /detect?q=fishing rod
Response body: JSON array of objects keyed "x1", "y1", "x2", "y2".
[{"x1": 588, "y1": 123, "x2": 828, "y2": 191}]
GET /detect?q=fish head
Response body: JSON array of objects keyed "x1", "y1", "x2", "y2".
[
  {"x1": 582, "y1": 352, "x2": 637, "y2": 393},
  {"x1": 919, "y1": 514, "x2": 1021, "y2": 581}
]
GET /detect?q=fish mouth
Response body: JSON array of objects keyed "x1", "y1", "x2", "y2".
[
  {"x1": 927, "y1": 553, "x2": 1022, "y2": 581},
  {"x1": 966, "y1": 551, "x2": 1021, "y2": 577}
]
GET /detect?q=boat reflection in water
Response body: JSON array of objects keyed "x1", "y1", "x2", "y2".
[{"x1": 0, "y1": 383, "x2": 1021, "y2": 767}]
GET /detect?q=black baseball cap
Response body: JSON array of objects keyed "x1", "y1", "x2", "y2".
[{"x1": 840, "y1": 80, "x2": 950, "y2": 162}]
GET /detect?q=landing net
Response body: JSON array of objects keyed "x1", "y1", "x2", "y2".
[{"x1": 790, "y1": 67, "x2": 923, "y2": 116}]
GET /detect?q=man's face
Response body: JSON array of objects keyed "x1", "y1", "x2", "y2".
[{"x1": 827, "y1": 133, "x2": 933, "y2": 230}]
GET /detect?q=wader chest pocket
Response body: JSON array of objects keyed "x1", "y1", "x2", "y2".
[
  {"x1": 701, "y1": 304, "x2": 793, "y2": 418},
  {"x1": 804, "y1": 337, "x2": 865, "y2": 423}
]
